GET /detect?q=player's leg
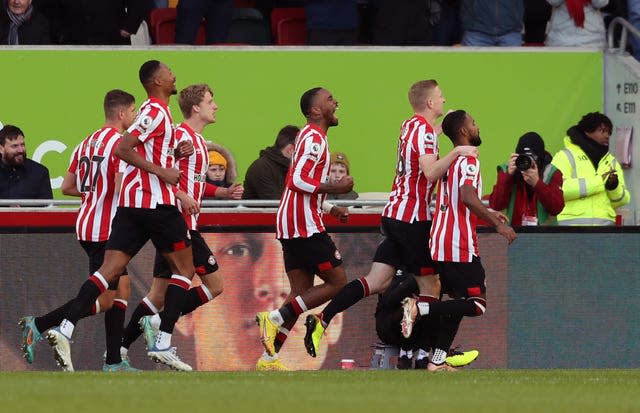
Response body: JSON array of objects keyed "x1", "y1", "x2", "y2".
[
  {"x1": 145, "y1": 205, "x2": 194, "y2": 371},
  {"x1": 19, "y1": 241, "x2": 116, "y2": 364},
  {"x1": 103, "y1": 275, "x2": 139, "y2": 372},
  {"x1": 256, "y1": 270, "x2": 313, "y2": 370},
  {"x1": 413, "y1": 258, "x2": 487, "y2": 371},
  {"x1": 122, "y1": 276, "x2": 167, "y2": 352},
  {"x1": 314, "y1": 218, "x2": 408, "y2": 335},
  {"x1": 178, "y1": 231, "x2": 221, "y2": 316}
]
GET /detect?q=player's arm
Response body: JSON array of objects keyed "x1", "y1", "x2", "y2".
[
  {"x1": 290, "y1": 136, "x2": 353, "y2": 194},
  {"x1": 116, "y1": 131, "x2": 180, "y2": 185},
  {"x1": 176, "y1": 189, "x2": 199, "y2": 215},
  {"x1": 420, "y1": 146, "x2": 478, "y2": 183},
  {"x1": 61, "y1": 172, "x2": 81, "y2": 197},
  {"x1": 322, "y1": 201, "x2": 349, "y2": 222},
  {"x1": 204, "y1": 182, "x2": 244, "y2": 199},
  {"x1": 460, "y1": 185, "x2": 516, "y2": 244}
]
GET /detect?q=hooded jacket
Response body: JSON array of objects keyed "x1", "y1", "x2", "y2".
[
  {"x1": 551, "y1": 127, "x2": 630, "y2": 225},
  {"x1": 243, "y1": 146, "x2": 291, "y2": 200}
]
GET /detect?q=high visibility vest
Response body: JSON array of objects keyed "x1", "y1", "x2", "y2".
[{"x1": 551, "y1": 137, "x2": 630, "y2": 226}]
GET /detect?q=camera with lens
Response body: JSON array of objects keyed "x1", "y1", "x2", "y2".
[{"x1": 515, "y1": 151, "x2": 537, "y2": 171}]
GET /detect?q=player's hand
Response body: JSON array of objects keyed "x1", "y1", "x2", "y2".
[
  {"x1": 489, "y1": 208, "x2": 509, "y2": 225},
  {"x1": 159, "y1": 167, "x2": 181, "y2": 185},
  {"x1": 225, "y1": 183, "x2": 244, "y2": 199},
  {"x1": 177, "y1": 193, "x2": 199, "y2": 215},
  {"x1": 521, "y1": 161, "x2": 539, "y2": 187},
  {"x1": 334, "y1": 175, "x2": 354, "y2": 194},
  {"x1": 496, "y1": 223, "x2": 517, "y2": 244},
  {"x1": 175, "y1": 141, "x2": 194, "y2": 159},
  {"x1": 506, "y1": 153, "x2": 518, "y2": 175},
  {"x1": 455, "y1": 145, "x2": 479, "y2": 158},
  {"x1": 330, "y1": 205, "x2": 349, "y2": 223}
]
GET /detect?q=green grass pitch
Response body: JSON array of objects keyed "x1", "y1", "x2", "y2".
[{"x1": 2, "y1": 370, "x2": 639, "y2": 413}]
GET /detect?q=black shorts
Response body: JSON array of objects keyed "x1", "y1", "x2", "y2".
[
  {"x1": 78, "y1": 240, "x2": 127, "y2": 290},
  {"x1": 153, "y1": 230, "x2": 218, "y2": 279},
  {"x1": 373, "y1": 217, "x2": 435, "y2": 276},
  {"x1": 106, "y1": 206, "x2": 192, "y2": 256},
  {"x1": 279, "y1": 232, "x2": 342, "y2": 273},
  {"x1": 436, "y1": 256, "x2": 486, "y2": 299}
]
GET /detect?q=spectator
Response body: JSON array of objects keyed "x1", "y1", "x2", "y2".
[
  {"x1": 551, "y1": 112, "x2": 630, "y2": 225},
  {"x1": 431, "y1": 0, "x2": 462, "y2": 46},
  {"x1": 326, "y1": 152, "x2": 358, "y2": 201},
  {"x1": 369, "y1": 0, "x2": 430, "y2": 45},
  {"x1": 0, "y1": 0, "x2": 50, "y2": 45},
  {"x1": 489, "y1": 132, "x2": 565, "y2": 226},
  {"x1": 0, "y1": 125, "x2": 53, "y2": 200},
  {"x1": 243, "y1": 125, "x2": 298, "y2": 200},
  {"x1": 545, "y1": 0, "x2": 609, "y2": 47},
  {"x1": 34, "y1": 0, "x2": 152, "y2": 45},
  {"x1": 524, "y1": 0, "x2": 552, "y2": 44},
  {"x1": 460, "y1": 0, "x2": 524, "y2": 46},
  {"x1": 305, "y1": 0, "x2": 359, "y2": 45},
  {"x1": 175, "y1": 0, "x2": 234, "y2": 44}
]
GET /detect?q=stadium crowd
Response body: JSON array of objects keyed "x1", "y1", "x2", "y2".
[{"x1": 0, "y1": 0, "x2": 638, "y2": 56}]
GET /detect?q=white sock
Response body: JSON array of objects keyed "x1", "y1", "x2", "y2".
[
  {"x1": 417, "y1": 301, "x2": 430, "y2": 316},
  {"x1": 155, "y1": 331, "x2": 172, "y2": 350},
  {"x1": 269, "y1": 310, "x2": 284, "y2": 326},
  {"x1": 431, "y1": 348, "x2": 447, "y2": 365},
  {"x1": 399, "y1": 349, "x2": 413, "y2": 358},
  {"x1": 417, "y1": 349, "x2": 429, "y2": 360},
  {"x1": 261, "y1": 351, "x2": 279, "y2": 361},
  {"x1": 59, "y1": 319, "x2": 74, "y2": 338},
  {"x1": 151, "y1": 313, "x2": 161, "y2": 329},
  {"x1": 120, "y1": 346, "x2": 128, "y2": 357}
]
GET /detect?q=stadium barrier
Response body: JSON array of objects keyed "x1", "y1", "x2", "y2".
[{"x1": 1, "y1": 209, "x2": 638, "y2": 371}]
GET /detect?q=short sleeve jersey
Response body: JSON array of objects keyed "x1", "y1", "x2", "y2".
[
  {"x1": 119, "y1": 97, "x2": 178, "y2": 209},
  {"x1": 430, "y1": 155, "x2": 482, "y2": 262},
  {"x1": 276, "y1": 123, "x2": 330, "y2": 239},
  {"x1": 382, "y1": 115, "x2": 438, "y2": 223}
]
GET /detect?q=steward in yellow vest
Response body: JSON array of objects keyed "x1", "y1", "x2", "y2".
[{"x1": 551, "y1": 112, "x2": 630, "y2": 226}]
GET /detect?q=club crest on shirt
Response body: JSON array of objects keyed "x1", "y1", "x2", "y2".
[
  {"x1": 334, "y1": 250, "x2": 342, "y2": 260},
  {"x1": 208, "y1": 255, "x2": 216, "y2": 266}
]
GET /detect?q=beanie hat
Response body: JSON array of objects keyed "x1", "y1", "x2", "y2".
[
  {"x1": 208, "y1": 150, "x2": 227, "y2": 168},
  {"x1": 330, "y1": 152, "x2": 350, "y2": 174},
  {"x1": 515, "y1": 132, "x2": 545, "y2": 160}
]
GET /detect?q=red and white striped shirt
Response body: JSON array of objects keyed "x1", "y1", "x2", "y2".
[
  {"x1": 68, "y1": 126, "x2": 122, "y2": 242},
  {"x1": 119, "y1": 97, "x2": 177, "y2": 209},
  {"x1": 382, "y1": 115, "x2": 438, "y2": 223},
  {"x1": 276, "y1": 123, "x2": 329, "y2": 239},
  {"x1": 430, "y1": 155, "x2": 482, "y2": 262},
  {"x1": 175, "y1": 123, "x2": 209, "y2": 231}
]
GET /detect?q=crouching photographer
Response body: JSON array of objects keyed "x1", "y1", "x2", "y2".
[{"x1": 489, "y1": 132, "x2": 565, "y2": 226}]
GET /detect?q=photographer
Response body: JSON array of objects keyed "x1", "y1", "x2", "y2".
[
  {"x1": 489, "y1": 132, "x2": 565, "y2": 226},
  {"x1": 551, "y1": 112, "x2": 630, "y2": 226}
]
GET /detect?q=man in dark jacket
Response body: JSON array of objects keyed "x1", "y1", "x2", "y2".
[
  {"x1": 0, "y1": 0, "x2": 50, "y2": 45},
  {"x1": 243, "y1": 125, "x2": 298, "y2": 200},
  {"x1": 0, "y1": 124, "x2": 53, "y2": 200},
  {"x1": 33, "y1": 0, "x2": 151, "y2": 44}
]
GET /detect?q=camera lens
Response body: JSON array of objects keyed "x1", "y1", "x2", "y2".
[{"x1": 515, "y1": 154, "x2": 532, "y2": 171}]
